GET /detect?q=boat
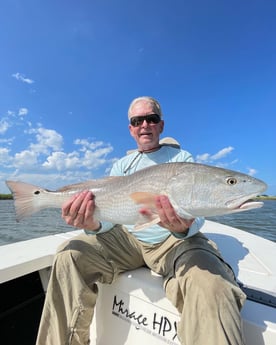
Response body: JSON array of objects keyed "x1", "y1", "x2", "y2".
[{"x1": 0, "y1": 220, "x2": 275, "y2": 345}]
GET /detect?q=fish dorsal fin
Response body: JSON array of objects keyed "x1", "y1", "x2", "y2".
[
  {"x1": 57, "y1": 180, "x2": 94, "y2": 192},
  {"x1": 57, "y1": 176, "x2": 118, "y2": 192}
]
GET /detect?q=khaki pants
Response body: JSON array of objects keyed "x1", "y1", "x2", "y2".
[{"x1": 36, "y1": 225, "x2": 246, "y2": 345}]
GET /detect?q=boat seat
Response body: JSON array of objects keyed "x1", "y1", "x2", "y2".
[{"x1": 90, "y1": 267, "x2": 181, "y2": 345}]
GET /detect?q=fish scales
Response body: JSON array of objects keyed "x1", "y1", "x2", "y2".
[
  {"x1": 6, "y1": 162, "x2": 267, "y2": 230},
  {"x1": 91, "y1": 163, "x2": 181, "y2": 224}
]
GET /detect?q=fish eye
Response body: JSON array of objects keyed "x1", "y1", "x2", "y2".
[
  {"x1": 34, "y1": 190, "x2": 40, "y2": 195},
  {"x1": 226, "y1": 177, "x2": 237, "y2": 185}
]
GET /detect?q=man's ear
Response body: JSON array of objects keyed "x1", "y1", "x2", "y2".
[
  {"x1": 159, "y1": 120, "x2": 164, "y2": 134},
  {"x1": 128, "y1": 124, "x2": 135, "y2": 138}
]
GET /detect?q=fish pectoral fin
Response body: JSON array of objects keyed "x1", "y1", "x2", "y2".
[
  {"x1": 130, "y1": 192, "x2": 159, "y2": 207},
  {"x1": 130, "y1": 192, "x2": 163, "y2": 230},
  {"x1": 133, "y1": 214, "x2": 161, "y2": 231}
]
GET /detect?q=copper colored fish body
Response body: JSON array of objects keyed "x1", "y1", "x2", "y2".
[{"x1": 6, "y1": 162, "x2": 267, "y2": 230}]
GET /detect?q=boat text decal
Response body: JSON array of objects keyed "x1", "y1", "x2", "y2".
[{"x1": 112, "y1": 294, "x2": 179, "y2": 344}]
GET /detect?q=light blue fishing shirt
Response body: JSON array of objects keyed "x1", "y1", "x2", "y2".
[{"x1": 86, "y1": 145, "x2": 204, "y2": 244}]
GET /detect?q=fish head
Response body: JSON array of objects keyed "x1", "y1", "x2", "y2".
[
  {"x1": 217, "y1": 172, "x2": 267, "y2": 215},
  {"x1": 168, "y1": 163, "x2": 267, "y2": 217}
]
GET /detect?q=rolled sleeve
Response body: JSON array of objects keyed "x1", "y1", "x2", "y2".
[
  {"x1": 171, "y1": 217, "x2": 205, "y2": 240},
  {"x1": 84, "y1": 221, "x2": 115, "y2": 236}
]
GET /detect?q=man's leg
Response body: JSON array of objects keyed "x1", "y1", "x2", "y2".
[
  {"x1": 164, "y1": 237, "x2": 246, "y2": 345},
  {"x1": 36, "y1": 225, "x2": 144, "y2": 345}
]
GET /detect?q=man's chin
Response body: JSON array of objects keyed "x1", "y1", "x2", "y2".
[{"x1": 139, "y1": 134, "x2": 152, "y2": 142}]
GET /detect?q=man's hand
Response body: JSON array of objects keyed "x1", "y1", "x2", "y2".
[
  {"x1": 62, "y1": 190, "x2": 100, "y2": 230},
  {"x1": 155, "y1": 195, "x2": 194, "y2": 234}
]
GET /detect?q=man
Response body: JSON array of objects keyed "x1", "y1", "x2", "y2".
[{"x1": 36, "y1": 97, "x2": 246, "y2": 345}]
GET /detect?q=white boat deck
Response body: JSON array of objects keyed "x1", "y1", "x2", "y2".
[
  {"x1": 0, "y1": 221, "x2": 275, "y2": 344},
  {"x1": 0, "y1": 229, "x2": 82, "y2": 285}
]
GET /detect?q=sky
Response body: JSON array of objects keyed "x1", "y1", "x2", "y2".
[{"x1": 0, "y1": 0, "x2": 275, "y2": 195}]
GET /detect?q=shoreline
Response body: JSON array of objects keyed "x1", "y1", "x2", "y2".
[
  {"x1": 253, "y1": 196, "x2": 276, "y2": 201},
  {"x1": 0, "y1": 195, "x2": 13, "y2": 200}
]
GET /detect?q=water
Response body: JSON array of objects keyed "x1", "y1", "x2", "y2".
[
  {"x1": 208, "y1": 200, "x2": 276, "y2": 242},
  {"x1": 0, "y1": 200, "x2": 276, "y2": 246},
  {"x1": 0, "y1": 200, "x2": 73, "y2": 245}
]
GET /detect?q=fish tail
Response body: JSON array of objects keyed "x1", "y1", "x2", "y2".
[{"x1": 6, "y1": 180, "x2": 49, "y2": 221}]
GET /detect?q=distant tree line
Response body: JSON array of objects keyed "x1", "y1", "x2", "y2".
[{"x1": 0, "y1": 194, "x2": 13, "y2": 200}]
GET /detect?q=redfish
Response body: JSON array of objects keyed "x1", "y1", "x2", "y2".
[{"x1": 6, "y1": 162, "x2": 267, "y2": 230}]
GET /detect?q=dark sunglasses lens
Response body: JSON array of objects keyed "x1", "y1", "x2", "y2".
[
  {"x1": 130, "y1": 114, "x2": 160, "y2": 127},
  {"x1": 148, "y1": 114, "x2": 160, "y2": 124},
  {"x1": 130, "y1": 117, "x2": 143, "y2": 126}
]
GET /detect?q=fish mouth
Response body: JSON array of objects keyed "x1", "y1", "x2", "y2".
[
  {"x1": 237, "y1": 200, "x2": 264, "y2": 211},
  {"x1": 226, "y1": 194, "x2": 264, "y2": 212}
]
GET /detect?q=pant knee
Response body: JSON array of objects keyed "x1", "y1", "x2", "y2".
[{"x1": 167, "y1": 250, "x2": 244, "y2": 310}]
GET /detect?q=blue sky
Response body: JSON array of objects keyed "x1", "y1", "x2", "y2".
[{"x1": 0, "y1": 0, "x2": 275, "y2": 195}]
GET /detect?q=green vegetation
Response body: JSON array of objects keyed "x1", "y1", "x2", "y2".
[
  {"x1": 254, "y1": 195, "x2": 276, "y2": 201},
  {"x1": 0, "y1": 194, "x2": 13, "y2": 200}
]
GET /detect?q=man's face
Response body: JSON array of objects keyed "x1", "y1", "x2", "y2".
[{"x1": 128, "y1": 101, "x2": 164, "y2": 151}]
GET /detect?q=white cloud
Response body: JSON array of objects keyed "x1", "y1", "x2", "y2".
[
  {"x1": 195, "y1": 148, "x2": 260, "y2": 178},
  {"x1": 0, "y1": 119, "x2": 9, "y2": 134},
  {"x1": 2, "y1": 170, "x2": 99, "y2": 192},
  {"x1": 247, "y1": 168, "x2": 257, "y2": 176},
  {"x1": 210, "y1": 146, "x2": 234, "y2": 160},
  {"x1": 0, "y1": 112, "x2": 116, "y2": 192},
  {"x1": 18, "y1": 108, "x2": 29, "y2": 116},
  {"x1": 43, "y1": 151, "x2": 80, "y2": 171},
  {"x1": 74, "y1": 138, "x2": 106, "y2": 151},
  {"x1": 83, "y1": 146, "x2": 113, "y2": 166},
  {"x1": 196, "y1": 146, "x2": 234, "y2": 164},
  {"x1": 0, "y1": 148, "x2": 11, "y2": 166},
  {"x1": 12, "y1": 72, "x2": 34, "y2": 84},
  {"x1": 195, "y1": 153, "x2": 210, "y2": 163},
  {"x1": 13, "y1": 150, "x2": 38, "y2": 168},
  {"x1": 42, "y1": 141, "x2": 114, "y2": 172},
  {"x1": 29, "y1": 127, "x2": 64, "y2": 154},
  {"x1": 0, "y1": 138, "x2": 14, "y2": 145}
]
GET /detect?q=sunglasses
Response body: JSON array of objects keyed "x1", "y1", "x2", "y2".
[{"x1": 130, "y1": 114, "x2": 161, "y2": 127}]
